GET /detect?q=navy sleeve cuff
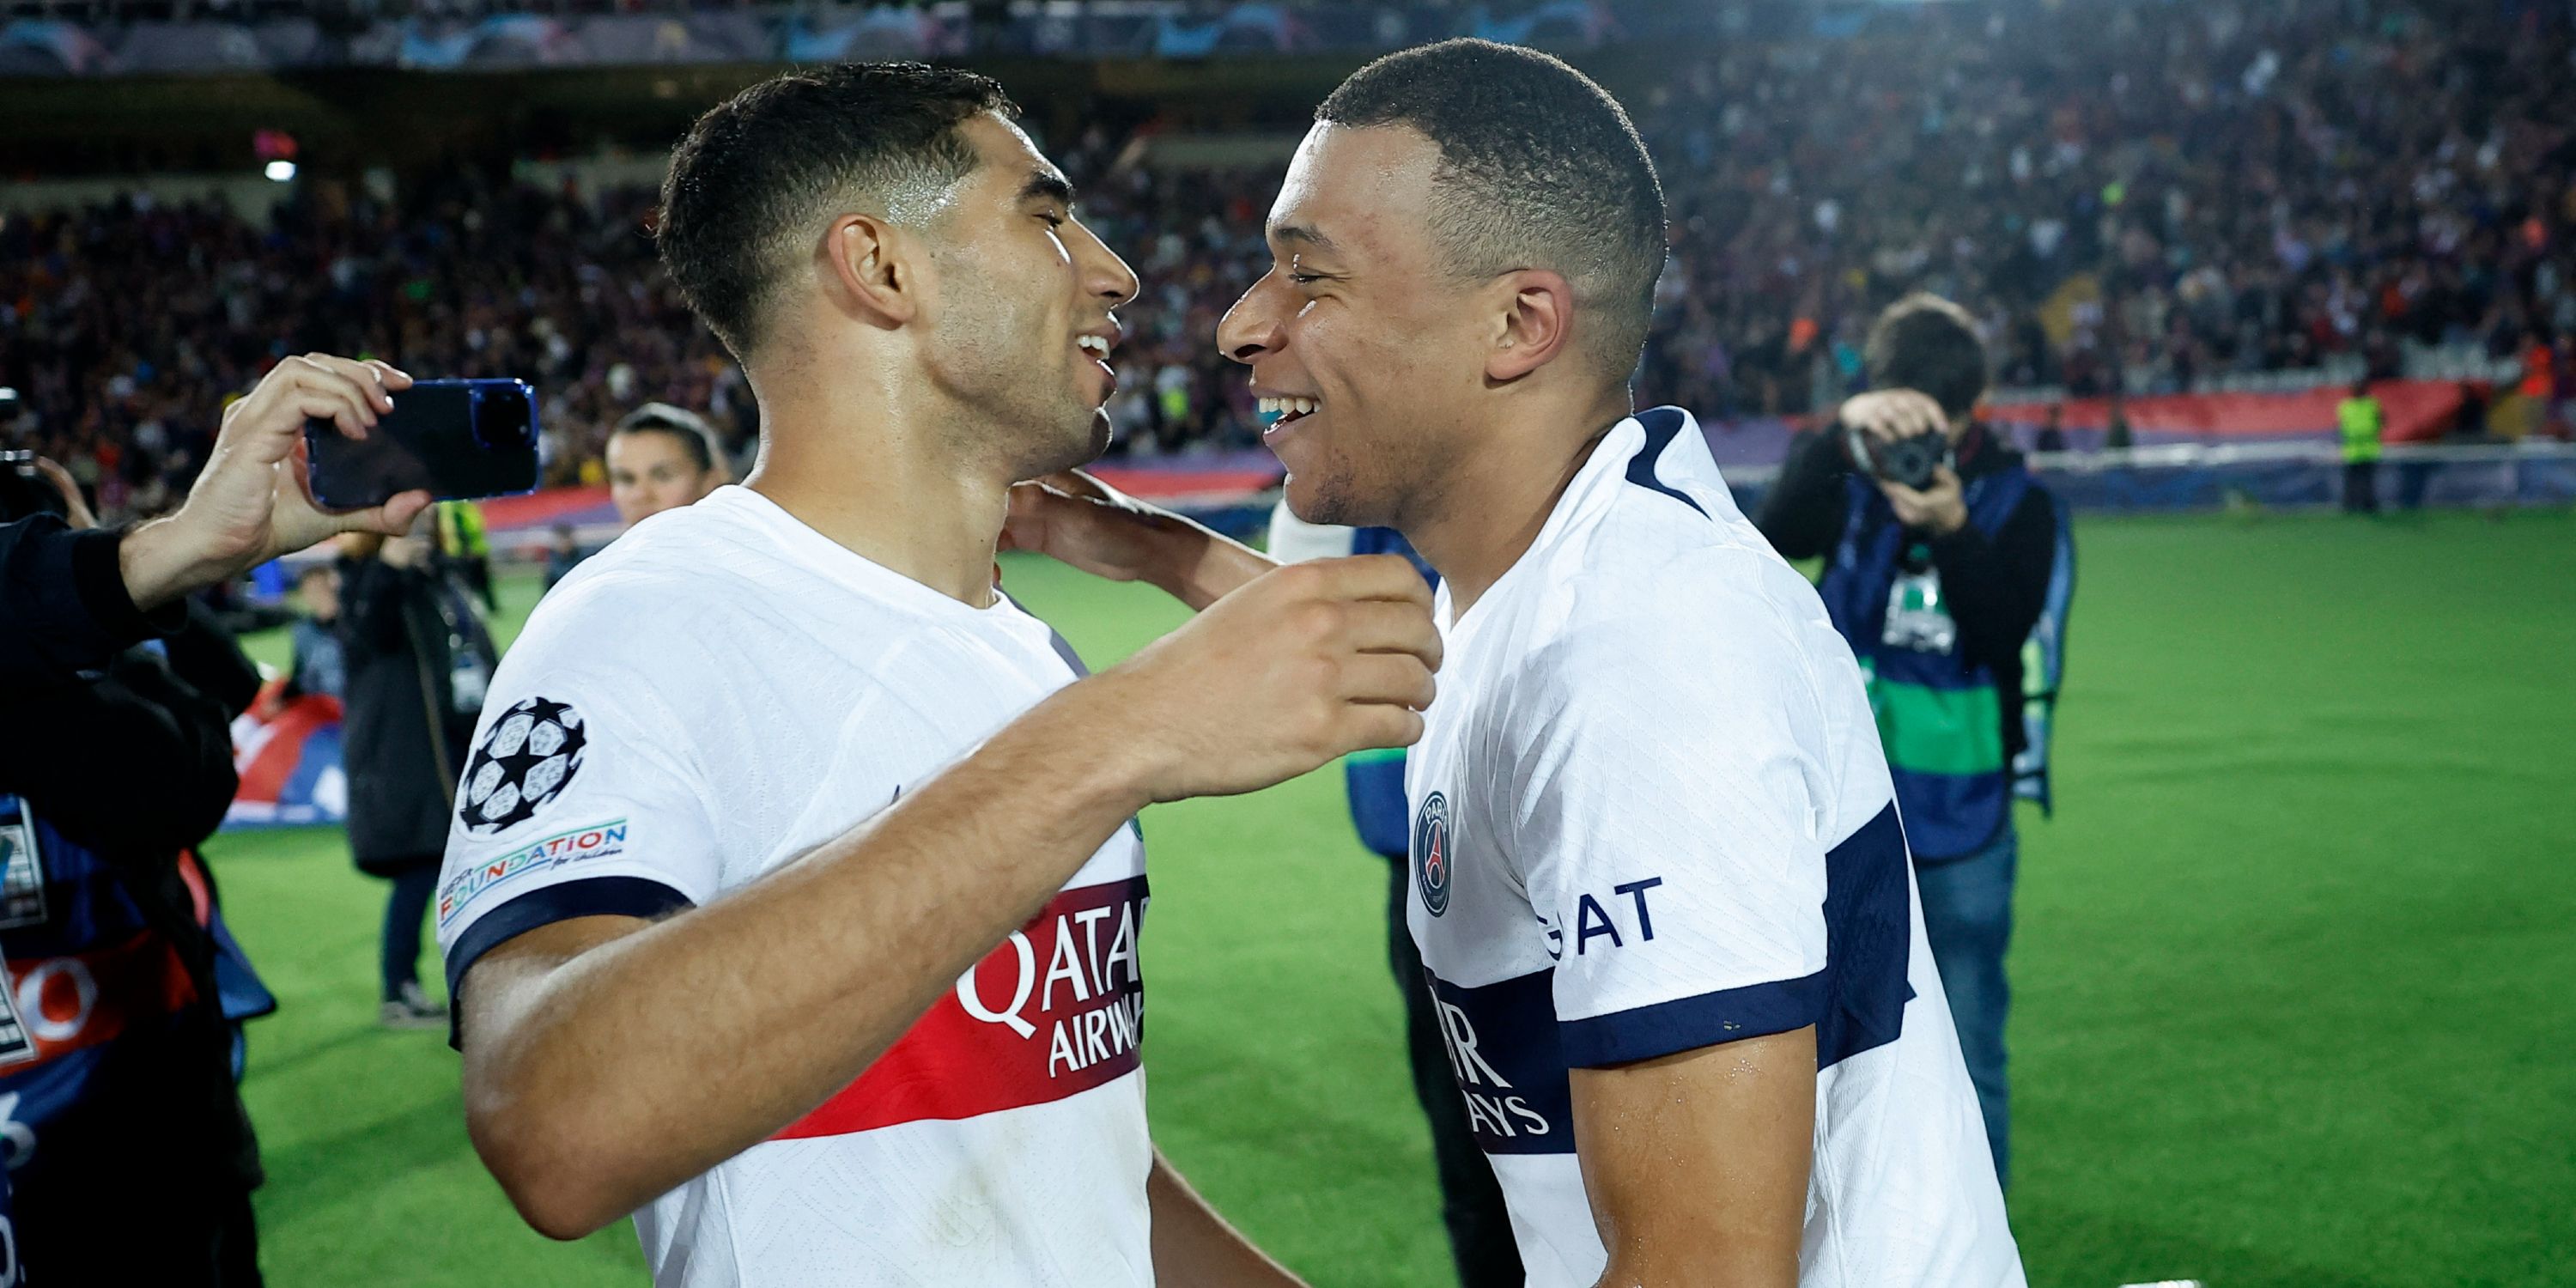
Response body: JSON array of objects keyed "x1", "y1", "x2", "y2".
[
  {"x1": 444, "y1": 876, "x2": 696, "y2": 1049},
  {"x1": 76, "y1": 524, "x2": 186, "y2": 647},
  {"x1": 1557, "y1": 970, "x2": 1829, "y2": 1068}
]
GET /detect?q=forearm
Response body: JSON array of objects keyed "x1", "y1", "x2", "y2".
[
  {"x1": 1150, "y1": 518, "x2": 1276, "y2": 611},
  {"x1": 119, "y1": 513, "x2": 246, "y2": 613},
  {"x1": 468, "y1": 680, "x2": 1157, "y2": 1236},
  {"x1": 1147, "y1": 1151, "x2": 1306, "y2": 1287}
]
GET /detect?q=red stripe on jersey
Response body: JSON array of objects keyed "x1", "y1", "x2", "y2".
[{"x1": 772, "y1": 876, "x2": 1149, "y2": 1140}]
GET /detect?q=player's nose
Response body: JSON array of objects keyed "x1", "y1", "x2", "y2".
[
  {"x1": 1068, "y1": 217, "x2": 1139, "y2": 309},
  {"x1": 1218, "y1": 274, "x2": 1284, "y2": 366}
]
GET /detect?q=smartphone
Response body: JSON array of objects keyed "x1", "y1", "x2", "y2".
[{"x1": 304, "y1": 378, "x2": 540, "y2": 508}]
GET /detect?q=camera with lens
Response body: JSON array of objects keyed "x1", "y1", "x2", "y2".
[
  {"x1": 1845, "y1": 427, "x2": 1954, "y2": 492},
  {"x1": 0, "y1": 451, "x2": 70, "y2": 524}
]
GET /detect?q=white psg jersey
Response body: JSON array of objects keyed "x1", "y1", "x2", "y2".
[
  {"x1": 436, "y1": 486, "x2": 1152, "y2": 1287},
  {"x1": 1404, "y1": 410, "x2": 2025, "y2": 1287}
]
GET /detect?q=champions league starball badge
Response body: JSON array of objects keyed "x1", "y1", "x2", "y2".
[
  {"x1": 458, "y1": 696, "x2": 588, "y2": 835},
  {"x1": 1413, "y1": 791, "x2": 1452, "y2": 917}
]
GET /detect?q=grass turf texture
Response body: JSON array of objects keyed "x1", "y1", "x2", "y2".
[{"x1": 213, "y1": 509, "x2": 2576, "y2": 1288}]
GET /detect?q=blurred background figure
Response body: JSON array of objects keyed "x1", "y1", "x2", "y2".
[
  {"x1": 2339, "y1": 380, "x2": 2385, "y2": 515},
  {"x1": 1756, "y1": 295, "x2": 2067, "y2": 1189},
  {"x1": 607, "y1": 403, "x2": 729, "y2": 528},
  {"x1": 334, "y1": 526, "x2": 498, "y2": 1029},
  {"x1": 540, "y1": 522, "x2": 586, "y2": 593},
  {"x1": 1266, "y1": 501, "x2": 1522, "y2": 1288},
  {"x1": 434, "y1": 500, "x2": 499, "y2": 612},
  {"x1": 286, "y1": 562, "x2": 345, "y2": 700}
]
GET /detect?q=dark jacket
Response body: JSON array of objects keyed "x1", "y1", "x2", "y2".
[
  {"x1": 0, "y1": 515, "x2": 185, "y2": 687},
  {"x1": 337, "y1": 556, "x2": 496, "y2": 874},
  {"x1": 0, "y1": 605, "x2": 266, "y2": 1258},
  {"x1": 1756, "y1": 424, "x2": 2057, "y2": 762}
]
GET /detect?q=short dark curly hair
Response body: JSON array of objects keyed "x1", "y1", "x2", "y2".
[
  {"x1": 657, "y1": 63, "x2": 1017, "y2": 360},
  {"x1": 1865, "y1": 294, "x2": 1990, "y2": 418},
  {"x1": 1318, "y1": 39, "x2": 1667, "y2": 381}
]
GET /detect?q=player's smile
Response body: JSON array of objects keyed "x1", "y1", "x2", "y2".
[{"x1": 1076, "y1": 325, "x2": 1121, "y2": 404}]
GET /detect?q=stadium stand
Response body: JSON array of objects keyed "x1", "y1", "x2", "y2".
[{"x1": 5, "y1": 0, "x2": 2575, "y2": 532}]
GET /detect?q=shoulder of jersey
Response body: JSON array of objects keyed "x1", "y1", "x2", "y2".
[
  {"x1": 515, "y1": 507, "x2": 751, "y2": 654},
  {"x1": 1524, "y1": 533, "x2": 1824, "y2": 685}
]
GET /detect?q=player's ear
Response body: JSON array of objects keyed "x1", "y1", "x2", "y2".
[
  {"x1": 1485, "y1": 268, "x2": 1576, "y2": 384},
  {"x1": 819, "y1": 213, "x2": 919, "y2": 328}
]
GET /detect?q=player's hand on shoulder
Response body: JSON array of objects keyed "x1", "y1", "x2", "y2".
[
  {"x1": 1088, "y1": 553, "x2": 1439, "y2": 801},
  {"x1": 1000, "y1": 470, "x2": 1175, "y2": 584}
]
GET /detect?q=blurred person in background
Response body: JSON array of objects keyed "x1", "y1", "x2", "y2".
[
  {"x1": 607, "y1": 402, "x2": 730, "y2": 527},
  {"x1": 286, "y1": 562, "x2": 346, "y2": 700},
  {"x1": 538, "y1": 404, "x2": 732, "y2": 593},
  {"x1": 2338, "y1": 380, "x2": 2385, "y2": 515},
  {"x1": 1756, "y1": 293, "x2": 2064, "y2": 1188},
  {"x1": 435, "y1": 500, "x2": 500, "y2": 613},
  {"x1": 336, "y1": 521, "x2": 499, "y2": 1030},
  {"x1": 1264, "y1": 502, "x2": 1521, "y2": 1288},
  {"x1": 541, "y1": 523, "x2": 587, "y2": 592}
]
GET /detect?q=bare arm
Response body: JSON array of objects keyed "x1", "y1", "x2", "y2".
[
  {"x1": 1145, "y1": 1151, "x2": 1308, "y2": 1287},
  {"x1": 459, "y1": 556, "x2": 1441, "y2": 1240},
  {"x1": 1002, "y1": 471, "x2": 1273, "y2": 611},
  {"x1": 1570, "y1": 1028, "x2": 1817, "y2": 1288}
]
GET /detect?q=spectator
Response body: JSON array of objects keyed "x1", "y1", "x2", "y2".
[
  {"x1": 2033, "y1": 404, "x2": 2068, "y2": 454},
  {"x1": 607, "y1": 402, "x2": 728, "y2": 526},
  {"x1": 540, "y1": 522, "x2": 586, "y2": 592},
  {"x1": 2338, "y1": 379, "x2": 2385, "y2": 514},
  {"x1": 335, "y1": 524, "x2": 498, "y2": 1029},
  {"x1": 287, "y1": 561, "x2": 346, "y2": 699},
  {"x1": 1753, "y1": 294, "x2": 2066, "y2": 1189}
]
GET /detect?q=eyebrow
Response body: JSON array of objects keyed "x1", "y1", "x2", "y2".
[
  {"x1": 1018, "y1": 169, "x2": 1076, "y2": 206},
  {"x1": 1269, "y1": 223, "x2": 1340, "y2": 253}
]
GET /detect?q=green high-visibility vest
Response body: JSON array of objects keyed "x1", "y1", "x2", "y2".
[
  {"x1": 435, "y1": 499, "x2": 491, "y2": 557},
  {"x1": 2337, "y1": 397, "x2": 2384, "y2": 464}
]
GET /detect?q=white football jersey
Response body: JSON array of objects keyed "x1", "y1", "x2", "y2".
[
  {"x1": 436, "y1": 485, "x2": 1152, "y2": 1287},
  {"x1": 1404, "y1": 409, "x2": 2026, "y2": 1287}
]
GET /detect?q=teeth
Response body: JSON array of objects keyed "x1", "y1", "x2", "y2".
[
  {"x1": 1077, "y1": 335, "x2": 1109, "y2": 356},
  {"x1": 1260, "y1": 397, "x2": 1321, "y2": 418}
]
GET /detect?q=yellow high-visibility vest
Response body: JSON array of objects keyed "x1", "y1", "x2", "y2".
[{"x1": 2337, "y1": 397, "x2": 2384, "y2": 464}]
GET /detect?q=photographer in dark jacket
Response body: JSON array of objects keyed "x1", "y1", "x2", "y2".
[
  {"x1": 1755, "y1": 293, "x2": 2063, "y2": 1189},
  {"x1": 337, "y1": 526, "x2": 497, "y2": 1029},
  {"x1": 0, "y1": 459, "x2": 271, "y2": 1285}
]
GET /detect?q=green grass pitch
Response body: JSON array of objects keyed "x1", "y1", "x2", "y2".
[{"x1": 212, "y1": 508, "x2": 2576, "y2": 1287}]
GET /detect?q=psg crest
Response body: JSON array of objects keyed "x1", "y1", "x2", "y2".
[
  {"x1": 458, "y1": 697, "x2": 588, "y2": 835},
  {"x1": 1413, "y1": 791, "x2": 1452, "y2": 917}
]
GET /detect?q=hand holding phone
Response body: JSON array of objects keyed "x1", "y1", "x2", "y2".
[
  {"x1": 303, "y1": 378, "x2": 541, "y2": 509},
  {"x1": 121, "y1": 353, "x2": 437, "y2": 612}
]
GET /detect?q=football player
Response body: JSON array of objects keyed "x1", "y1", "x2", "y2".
[
  {"x1": 437, "y1": 64, "x2": 1437, "y2": 1286},
  {"x1": 1026, "y1": 39, "x2": 2027, "y2": 1288}
]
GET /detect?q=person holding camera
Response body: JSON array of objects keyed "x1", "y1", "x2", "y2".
[{"x1": 1755, "y1": 293, "x2": 2063, "y2": 1188}]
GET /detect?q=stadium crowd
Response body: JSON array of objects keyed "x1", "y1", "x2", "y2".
[{"x1": 6, "y1": 0, "x2": 2576, "y2": 526}]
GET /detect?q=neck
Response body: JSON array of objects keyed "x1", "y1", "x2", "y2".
[
  {"x1": 1406, "y1": 386, "x2": 1637, "y2": 620},
  {"x1": 743, "y1": 364, "x2": 1009, "y2": 608}
]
